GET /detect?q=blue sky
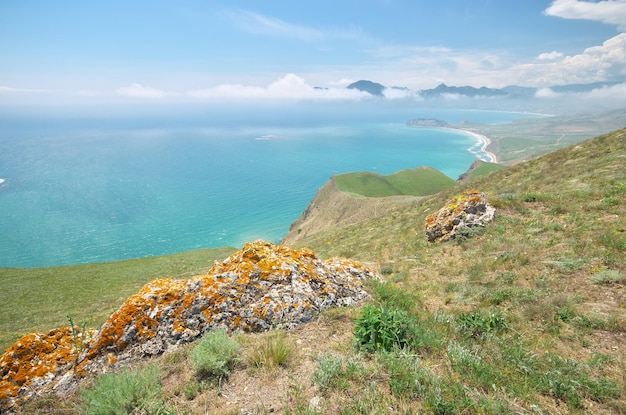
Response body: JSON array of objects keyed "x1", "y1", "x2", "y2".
[{"x1": 1, "y1": 0, "x2": 625, "y2": 105}]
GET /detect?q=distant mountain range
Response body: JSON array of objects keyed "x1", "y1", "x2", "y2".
[{"x1": 346, "y1": 80, "x2": 622, "y2": 98}]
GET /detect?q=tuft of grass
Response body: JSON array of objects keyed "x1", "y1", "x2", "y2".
[
  {"x1": 79, "y1": 364, "x2": 174, "y2": 415},
  {"x1": 244, "y1": 330, "x2": 294, "y2": 370},
  {"x1": 368, "y1": 279, "x2": 417, "y2": 313},
  {"x1": 190, "y1": 329, "x2": 240, "y2": 382}
]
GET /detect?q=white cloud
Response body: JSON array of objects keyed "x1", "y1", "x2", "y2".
[
  {"x1": 222, "y1": 9, "x2": 363, "y2": 41},
  {"x1": 0, "y1": 86, "x2": 53, "y2": 94},
  {"x1": 537, "y1": 51, "x2": 564, "y2": 61},
  {"x1": 328, "y1": 78, "x2": 356, "y2": 87},
  {"x1": 188, "y1": 73, "x2": 369, "y2": 100},
  {"x1": 223, "y1": 9, "x2": 322, "y2": 40},
  {"x1": 509, "y1": 33, "x2": 626, "y2": 86},
  {"x1": 116, "y1": 83, "x2": 168, "y2": 99},
  {"x1": 534, "y1": 82, "x2": 626, "y2": 108},
  {"x1": 585, "y1": 81, "x2": 626, "y2": 99},
  {"x1": 535, "y1": 87, "x2": 560, "y2": 98},
  {"x1": 544, "y1": 0, "x2": 626, "y2": 30}
]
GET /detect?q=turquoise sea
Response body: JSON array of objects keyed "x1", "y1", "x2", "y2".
[{"x1": 0, "y1": 106, "x2": 535, "y2": 267}]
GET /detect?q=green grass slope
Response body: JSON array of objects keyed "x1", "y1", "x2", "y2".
[
  {"x1": 0, "y1": 247, "x2": 236, "y2": 351},
  {"x1": 462, "y1": 160, "x2": 505, "y2": 181},
  {"x1": 334, "y1": 166, "x2": 456, "y2": 197},
  {"x1": 292, "y1": 128, "x2": 626, "y2": 413}
]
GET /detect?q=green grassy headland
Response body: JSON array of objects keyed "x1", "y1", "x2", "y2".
[{"x1": 333, "y1": 166, "x2": 456, "y2": 197}]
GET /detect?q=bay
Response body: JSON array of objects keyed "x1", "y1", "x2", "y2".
[{"x1": 0, "y1": 106, "x2": 535, "y2": 267}]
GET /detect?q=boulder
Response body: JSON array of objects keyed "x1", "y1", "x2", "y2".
[
  {"x1": 425, "y1": 190, "x2": 495, "y2": 242},
  {"x1": 0, "y1": 240, "x2": 376, "y2": 413}
]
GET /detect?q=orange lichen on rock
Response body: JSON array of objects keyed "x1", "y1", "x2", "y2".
[
  {"x1": 425, "y1": 190, "x2": 496, "y2": 243},
  {"x1": 1, "y1": 240, "x2": 376, "y2": 413},
  {"x1": 0, "y1": 325, "x2": 96, "y2": 412}
]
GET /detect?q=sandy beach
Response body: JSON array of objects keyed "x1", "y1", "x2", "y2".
[
  {"x1": 462, "y1": 130, "x2": 498, "y2": 163},
  {"x1": 438, "y1": 127, "x2": 498, "y2": 163}
]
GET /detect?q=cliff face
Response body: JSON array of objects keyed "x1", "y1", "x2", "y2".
[{"x1": 281, "y1": 179, "x2": 415, "y2": 245}]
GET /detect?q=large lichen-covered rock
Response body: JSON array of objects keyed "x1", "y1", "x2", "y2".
[
  {"x1": 0, "y1": 240, "x2": 376, "y2": 413},
  {"x1": 425, "y1": 190, "x2": 495, "y2": 242}
]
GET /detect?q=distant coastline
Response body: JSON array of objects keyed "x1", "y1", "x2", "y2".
[
  {"x1": 407, "y1": 119, "x2": 497, "y2": 163},
  {"x1": 460, "y1": 129, "x2": 498, "y2": 163}
]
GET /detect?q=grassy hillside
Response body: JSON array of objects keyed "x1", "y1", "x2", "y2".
[
  {"x1": 8, "y1": 128, "x2": 626, "y2": 414},
  {"x1": 292, "y1": 127, "x2": 626, "y2": 413},
  {"x1": 0, "y1": 247, "x2": 236, "y2": 352},
  {"x1": 334, "y1": 166, "x2": 456, "y2": 197},
  {"x1": 458, "y1": 160, "x2": 505, "y2": 182}
]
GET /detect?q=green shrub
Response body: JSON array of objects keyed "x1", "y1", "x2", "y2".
[
  {"x1": 190, "y1": 329, "x2": 240, "y2": 381},
  {"x1": 456, "y1": 309, "x2": 507, "y2": 339},
  {"x1": 79, "y1": 364, "x2": 173, "y2": 415},
  {"x1": 353, "y1": 305, "x2": 414, "y2": 352}
]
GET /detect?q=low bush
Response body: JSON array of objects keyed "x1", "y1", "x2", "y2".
[
  {"x1": 79, "y1": 364, "x2": 173, "y2": 415},
  {"x1": 353, "y1": 305, "x2": 414, "y2": 352},
  {"x1": 592, "y1": 269, "x2": 625, "y2": 284},
  {"x1": 190, "y1": 329, "x2": 240, "y2": 381},
  {"x1": 311, "y1": 353, "x2": 345, "y2": 391}
]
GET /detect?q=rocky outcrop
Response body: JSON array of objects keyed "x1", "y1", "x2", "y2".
[
  {"x1": 425, "y1": 190, "x2": 496, "y2": 242},
  {"x1": 0, "y1": 240, "x2": 376, "y2": 413}
]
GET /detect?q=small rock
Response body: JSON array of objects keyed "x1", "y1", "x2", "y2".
[
  {"x1": 309, "y1": 396, "x2": 324, "y2": 411},
  {"x1": 425, "y1": 190, "x2": 495, "y2": 243}
]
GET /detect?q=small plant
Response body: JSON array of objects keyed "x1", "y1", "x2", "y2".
[
  {"x1": 67, "y1": 314, "x2": 90, "y2": 352},
  {"x1": 379, "y1": 350, "x2": 427, "y2": 399},
  {"x1": 454, "y1": 224, "x2": 483, "y2": 243},
  {"x1": 522, "y1": 192, "x2": 545, "y2": 202},
  {"x1": 379, "y1": 264, "x2": 394, "y2": 275},
  {"x1": 368, "y1": 279, "x2": 417, "y2": 313},
  {"x1": 182, "y1": 379, "x2": 206, "y2": 400},
  {"x1": 245, "y1": 330, "x2": 293, "y2": 370},
  {"x1": 79, "y1": 364, "x2": 174, "y2": 415},
  {"x1": 456, "y1": 309, "x2": 507, "y2": 339},
  {"x1": 353, "y1": 305, "x2": 414, "y2": 352},
  {"x1": 311, "y1": 353, "x2": 345, "y2": 391},
  {"x1": 592, "y1": 269, "x2": 625, "y2": 284},
  {"x1": 190, "y1": 329, "x2": 240, "y2": 381}
]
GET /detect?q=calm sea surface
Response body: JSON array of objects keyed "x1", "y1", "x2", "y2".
[{"x1": 0, "y1": 106, "x2": 536, "y2": 267}]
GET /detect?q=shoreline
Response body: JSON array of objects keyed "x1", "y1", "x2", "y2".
[
  {"x1": 462, "y1": 129, "x2": 498, "y2": 163},
  {"x1": 438, "y1": 127, "x2": 498, "y2": 163}
]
